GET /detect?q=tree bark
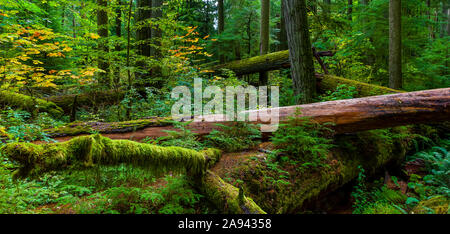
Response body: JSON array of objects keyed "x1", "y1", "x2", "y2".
[
  {"x1": 323, "y1": 0, "x2": 331, "y2": 14},
  {"x1": 136, "y1": 0, "x2": 152, "y2": 86},
  {"x1": 441, "y1": 0, "x2": 450, "y2": 37},
  {"x1": 40, "y1": 88, "x2": 449, "y2": 142},
  {"x1": 150, "y1": 0, "x2": 163, "y2": 87},
  {"x1": 97, "y1": 0, "x2": 110, "y2": 88},
  {"x1": 348, "y1": 0, "x2": 353, "y2": 21},
  {"x1": 218, "y1": 0, "x2": 225, "y2": 63},
  {"x1": 283, "y1": 0, "x2": 316, "y2": 103},
  {"x1": 259, "y1": 0, "x2": 270, "y2": 85},
  {"x1": 114, "y1": 0, "x2": 123, "y2": 88},
  {"x1": 389, "y1": 0, "x2": 402, "y2": 89},
  {"x1": 279, "y1": 0, "x2": 288, "y2": 51}
]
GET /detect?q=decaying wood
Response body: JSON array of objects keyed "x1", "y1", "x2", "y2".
[
  {"x1": 210, "y1": 49, "x2": 334, "y2": 76},
  {"x1": 40, "y1": 88, "x2": 450, "y2": 143}
]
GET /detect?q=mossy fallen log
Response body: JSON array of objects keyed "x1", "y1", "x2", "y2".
[
  {"x1": 211, "y1": 125, "x2": 442, "y2": 213},
  {"x1": 0, "y1": 90, "x2": 64, "y2": 117},
  {"x1": 210, "y1": 50, "x2": 291, "y2": 76},
  {"x1": 47, "y1": 89, "x2": 126, "y2": 114},
  {"x1": 2, "y1": 134, "x2": 265, "y2": 214},
  {"x1": 210, "y1": 50, "x2": 403, "y2": 97},
  {"x1": 39, "y1": 88, "x2": 450, "y2": 143},
  {"x1": 43, "y1": 117, "x2": 173, "y2": 138},
  {"x1": 320, "y1": 75, "x2": 403, "y2": 97}
]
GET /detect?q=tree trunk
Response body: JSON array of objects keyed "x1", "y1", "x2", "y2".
[
  {"x1": 150, "y1": 0, "x2": 163, "y2": 88},
  {"x1": 97, "y1": 0, "x2": 110, "y2": 88},
  {"x1": 279, "y1": 0, "x2": 288, "y2": 51},
  {"x1": 218, "y1": 0, "x2": 225, "y2": 63},
  {"x1": 348, "y1": 0, "x2": 353, "y2": 21},
  {"x1": 441, "y1": 0, "x2": 450, "y2": 37},
  {"x1": 114, "y1": 0, "x2": 123, "y2": 88},
  {"x1": 389, "y1": 0, "x2": 402, "y2": 89},
  {"x1": 323, "y1": 0, "x2": 331, "y2": 14},
  {"x1": 259, "y1": 0, "x2": 270, "y2": 85},
  {"x1": 283, "y1": 0, "x2": 316, "y2": 103},
  {"x1": 40, "y1": 88, "x2": 449, "y2": 142},
  {"x1": 136, "y1": 0, "x2": 152, "y2": 87}
]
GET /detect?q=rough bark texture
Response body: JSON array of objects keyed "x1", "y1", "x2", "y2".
[
  {"x1": 211, "y1": 50, "x2": 291, "y2": 76},
  {"x1": 389, "y1": 0, "x2": 402, "y2": 89},
  {"x1": 218, "y1": 0, "x2": 225, "y2": 63},
  {"x1": 283, "y1": 0, "x2": 315, "y2": 103},
  {"x1": 323, "y1": 0, "x2": 331, "y2": 14},
  {"x1": 97, "y1": 0, "x2": 110, "y2": 87},
  {"x1": 279, "y1": 0, "x2": 288, "y2": 51},
  {"x1": 259, "y1": 0, "x2": 270, "y2": 85},
  {"x1": 114, "y1": 0, "x2": 123, "y2": 88},
  {"x1": 47, "y1": 90, "x2": 126, "y2": 114},
  {"x1": 40, "y1": 88, "x2": 449, "y2": 143},
  {"x1": 136, "y1": 0, "x2": 152, "y2": 85},
  {"x1": 150, "y1": 0, "x2": 163, "y2": 87}
]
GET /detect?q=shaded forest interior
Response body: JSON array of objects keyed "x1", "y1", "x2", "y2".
[{"x1": 0, "y1": 0, "x2": 449, "y2": 215}]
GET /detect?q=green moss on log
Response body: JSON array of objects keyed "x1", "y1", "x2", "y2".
[
  {"x1": 48, "y1": 90, "x2": 126, "y2": 113},
  {"x1": 0, "y1": 90, "x2": 63, "y2": 117},
  {"x1": 45, "y1": 117, "x2": 173, "y2": 137},
  {"x1": 216, "y1": 126, "x2": 437, "y2": 213},
  {"x1": 2, "y1": 134, "x2": 267, "y2": 214},
  {"x1": 2, "y1": 134, "x2": 221, "y2": 178},
  {"x1": 210, "y1": 50, "x2": 290, "y2": 76},
  {"x1": 320, "y1": 75, "x2": 404, "y2": 97},
  {"x1": 202, "y1": 170, "x2": 266, "y2": 214}
]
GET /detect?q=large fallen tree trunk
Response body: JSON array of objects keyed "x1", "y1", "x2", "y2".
[
  {"x1": 210, "y1": 124, "x2": 443, "y2": 213},
  {"x1": 41, "y1": 88, "x2": 450, "y2": 143},
  {"x1": 0, "y1": 90, "x2": 63, "y2": 117},
  {"x1": 209, "y1": 50, "x2": 402, "y2": 97},
  {"x1": 47, "y1": 89, "x2": 126, "y2": 114},
  {"x1": 1, "y1": 134, "x2": 265, "y2": 214}
]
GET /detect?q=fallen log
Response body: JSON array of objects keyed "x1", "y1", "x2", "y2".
[
  {"x1": 0, "y1": 90, "x2": 64, "y2": 117},
  {"x1": 47, "y1": 89, "x2": 126, "y2": 114},
  {"x1": 211, "y1": 125, "x2": 442, "y2": 213},
  {"x1": 1, "y1": 134, "x2": 265, "y2": 214},
  {"x1": 41, "y1": 88, "x2": 450, "y2": 143},
  {"x1": 210, "y1": 50, "x2": 402, "y2": 97}
]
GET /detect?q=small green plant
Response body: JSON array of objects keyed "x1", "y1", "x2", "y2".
[
  {"x1": 145, "y1": 120, "x2": 204, "y2": 150},
  {"x1": 319, "y1": 84, "x2": 358, "y2": 102},
  {"x1": 204, "y1": 122, "x2": 261, "y2": 152},
  {"x1": 270, "y1": 108, "x2": 334, "y2": 170}
]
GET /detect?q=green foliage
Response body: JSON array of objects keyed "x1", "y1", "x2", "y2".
[
  {"x1": 407, "y1": 138, "x2": 450, "y2": 200},
  {"x1": 0, "y1": 108, "x2": 62, "y2": 142},
  {"x1": 204, "y1": 122, "x2": 261, "y2": 152},
  {"x1": 319, "y1": 84, "x2": 358, "y2": 102},
  {"x1": 270, "y1": 108, "x2": 334, "y2": 170},
  {"x1": 145, "y1": 120, "x2": 204, "y2": 151}
]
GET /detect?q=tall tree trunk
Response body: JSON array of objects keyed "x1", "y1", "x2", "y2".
[
  {"x1": 72, "y1": 5, "x2": 76, "y2": 38},
  {"x1": 441, "y1": 0, "x2": 450, "y2": 37},
  {"x1": 114, "y1": 0, "x2": 123, "y2": 88},
  {"x1": 259, "y1": 0, "x2": 270, "y2": 85},
  {"x1": 283, "y1": 0, "x2": 316, "y2": 104},
  {"x1": 389, "y1": 0, "x2": 402, "y2": 89},
  {"x1": 218, "y1": 0, "x2": 225, "y2": 63},
  {"x1": 136, "y1": 0, "x2": 152, "y2": 88},
  {"x1": 348, "y1": 0, "x2": 353, "y2": 21},
  {"x1": 97, "y1": 0, "x2": 110, "y2": 88},
  {"x1": 150, "y1": 0, "x2": 163, "y2": 88},
  {"x1": 279, "y1": 0, "x2": 288, "y2": 51},
  {"x1": 323, "y1": 0, "x2": 331, "y2": 14}
]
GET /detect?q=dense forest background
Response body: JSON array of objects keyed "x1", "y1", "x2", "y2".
[{"x1": 0, "y1": 0, "x2": 448, "y2": 215}]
